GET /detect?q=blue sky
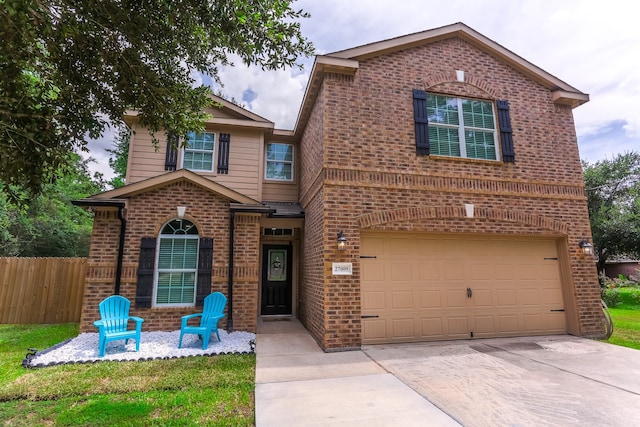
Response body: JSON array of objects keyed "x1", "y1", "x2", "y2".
[{"x1": 87, "y1": 0, "x2": 639, "y2": 179}]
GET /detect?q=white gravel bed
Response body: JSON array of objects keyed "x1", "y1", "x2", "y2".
[{"x1": 25, "y1": 329, "x2": 255, "y2": 368}]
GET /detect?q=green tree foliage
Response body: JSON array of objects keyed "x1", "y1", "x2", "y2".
[
  {"x1": 0, "y1": 154, "x2": 104, "y2": 257},
  {"x1": 106, "y1": 127, "x2": 130, "y2": 189},
  {"x1": 0, "y1": 0, "x2": 313, "y2": 197},
  {"x1": 583, "y1": 152, "x2": 640, "y2": 277}
]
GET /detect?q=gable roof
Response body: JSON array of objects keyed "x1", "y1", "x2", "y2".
[
  {"x1": 293, "y1": 22, "x2": 588, "y2": 137},
  {"x1": 85, "y1": 169, "x2": 259, "y2": 205},
  {"x1": 125, "y1": 94, "x2": 275, "y2": 132}
]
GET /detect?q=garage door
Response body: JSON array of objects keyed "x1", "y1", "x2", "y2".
[{"x1": 361, "y1": 233, "x2": 566, "y2": 344}]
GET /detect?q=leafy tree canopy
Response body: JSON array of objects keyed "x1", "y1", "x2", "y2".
[
  {"x1": 0, "y1": 0, "x2": 313, "y2": 198},
  {"x1": 0, "y1": 153, "x2": 105, "y2": 257},
  {"x1": 583, "y1": 151, "x2": 640, "y2": 277},
  {"x1": 106, "y1": 127, "x2": 129, "y2": 189}
]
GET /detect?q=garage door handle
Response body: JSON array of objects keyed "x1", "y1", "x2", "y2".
[
  {"x1": 467, "y1": 287, "x2": 472, "y2": 298},
  {"x1": 361, "y1": 315, "x2": 379, "y2": 318}
]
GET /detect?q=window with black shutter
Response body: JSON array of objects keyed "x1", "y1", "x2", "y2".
[
  {"x1": 413, "y1": 90, "x2": 515, "y2": 162},
  {"x1": 136, "y1": 220, "x2": 215, "y2": 308}
]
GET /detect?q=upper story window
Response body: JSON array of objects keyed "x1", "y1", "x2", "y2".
[
  {"x1": 183, "y1": 132, "x2": 215, "y2": 171},
  {"x1": 265, "y1": 143, "x2": 294, "y2": 181},
  {"x1": 154, "y1": 219, "x2": 200, "y2": 307},
  {"x1": 426, "y1": 94, "x2": 499, "y2": 161}
]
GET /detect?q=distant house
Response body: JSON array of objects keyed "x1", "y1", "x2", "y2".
[
  {"x1": 604, "y1": 260, "x2": 640, "y2": 280},
  {"x1": 75, "y1": 23, "x2": 603, "y2": 350}
]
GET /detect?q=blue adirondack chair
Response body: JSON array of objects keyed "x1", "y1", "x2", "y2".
[
  {"x1": 178, "y1": 292, "x2": 227, "y2": 350},
  {"x1": 93, "y1": 295, "x2": 144, "y2": 357}
]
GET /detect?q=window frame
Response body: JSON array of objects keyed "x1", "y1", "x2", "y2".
[
  {"x1": 181, "y1": 131, "x2": 216, "y2": 172},
  {"x1": 264, "y1": 142, "x2": 294, "y2": 182},
  {"x1": 152, "y1": 219, "x2": 200, "y2": 308},
  {"x1": 426, "y1": 94, "x2": 501, "y2": 161}
]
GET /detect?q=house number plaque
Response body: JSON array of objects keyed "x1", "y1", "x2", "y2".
[{"x1": 332, "y1": 262, "x2": 353, "y2": 275}]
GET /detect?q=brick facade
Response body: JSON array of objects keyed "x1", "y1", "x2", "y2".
[
  {"x1": 299, "y1": 36, "x2": 602, "y2": 350},
  {"x1": 80, "y1": 181, "x2": 261, "y2": 333}
]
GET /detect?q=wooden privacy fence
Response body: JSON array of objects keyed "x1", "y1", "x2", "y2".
[{"x1": 0, "y1": 257, "x2": 87, "y2": 324}]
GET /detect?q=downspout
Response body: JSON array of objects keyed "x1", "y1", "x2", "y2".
[
  {"x1": 71, "y1": 199, "x2": 127, "y2": 296},
  {"x1": 114, "y1": 206, "x2": 126, "y2": 295},
  {"x1": 227, "y1": 210, "x2": 235, "y2": 331}
]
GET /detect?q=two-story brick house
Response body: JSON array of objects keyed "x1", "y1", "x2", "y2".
[{"x1": 76, "y1": 23, "x2": 602, "y2": 350}]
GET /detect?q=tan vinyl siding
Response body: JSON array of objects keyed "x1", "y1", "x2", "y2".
[
  {"x1": 262, "y1": 181, "x2": 299, "y2": 202},
  {"x1": 183, "y1": 128, "x2": 262, "y2": 200},
  {"x1": 127, "y1": 126, "x2": 168, "y2": 184},
  {"x1": 126, "y1": 125, "x2": 264, "y2": 200}
]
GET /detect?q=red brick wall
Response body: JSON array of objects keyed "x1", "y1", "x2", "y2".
[
  {"x1": 80, "y1": 181, "x2": 260, "y2": 333},
  {"x1": 299, "y1": 36, "x2": 602, "y2": 349}
]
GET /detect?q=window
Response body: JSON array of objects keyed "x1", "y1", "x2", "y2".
[
  {"x1": 265, "y1": 143, "x2": 294, "y2": 181},
  {"x1": 154, "y1": 219, "x2": 199, "y2": 306},
  {"x1": 426, "y1": 94, "x2": 499, "y2": 160},
  {"x1": 183, "y1": 132, "x2": 215, "y2": 171},
  {"x1": 263, "y1": 228, "x2": 294, "y2": 236}
]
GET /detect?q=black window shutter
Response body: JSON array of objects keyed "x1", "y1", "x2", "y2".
[
  {"x1": 217, "y1": 133, "x2": 230, "y2": 174},
  {"x1": 497, "y1": 100, "x2": 515, "y2": 163},
  {"x1": 136, "y1": 237, "x2": 157, "y2": 308},
  {"x1": 412, "y1": 89, "x2": 430, "y2": 155},
  {"x1": 165, "y1": 133, "x2": 179, "y2": 171},
  {"x1": 196, "y1": 237, "x2": 214, "y2": 306}
]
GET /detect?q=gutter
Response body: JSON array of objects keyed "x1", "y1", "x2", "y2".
[{"x1": 72, "y1": 199, "x2": 127, "y2": 295}]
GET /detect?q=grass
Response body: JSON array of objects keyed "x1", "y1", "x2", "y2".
[
  {"x1": 0, "y1": 324, "x2": 255, "y2": 426},
  {"x1": 606, "y1": 287, "x2": 640, "y2": 350}
]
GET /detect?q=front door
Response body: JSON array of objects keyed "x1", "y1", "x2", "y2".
[{"x1": 261, "y1": 244, "x2": 292, "y2": 315}]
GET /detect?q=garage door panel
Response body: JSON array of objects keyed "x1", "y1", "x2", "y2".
[
  {"x1": 543, "y1": 288, "x2": 564, "y2": 305},
  {"x1": 361, "y1": 233, "x2": 566, "y2": 344},
  {"x1": 363, "y1": 290, "x2": 386, "y2": 310},
  {"x1": 543, "y1": 313, "x2": 566, "y2": 331},
  {"x1": 472, "y1": 289, "x2": 493, "y2": 306},
  {"x1": 363, "y1": 319, "x2": 387, "y2": 340},
  {"x1": 420, "y1": 290, "x2": 442, "y2": 308},
  {"x1": 417, "y1": 263, "x2": 440, "y2": 281},
  {"x1": 391, "y1": 263, "x2": 413, "y2": 281},
  {"x1": 421, "y1": 318, "x2": 444, "y2": 338},
  {"x1": 499, "y1": 315, "x2": 520, "y2": 333},
  {"x1": 446, "y1": 290, "x2": 468, "y2": 308},
  {"x1": 392, "y1": 291, "x2": 414, "y2": 309},
  {"x1": 475, "y1": 316, "x2": 496, "y2": 334},
  {"x1": 520, "y1": 289, "x2": 541, "y2": 305},
  {"x1": 392, "y1": 318, "x2": 415, "y2": 338},
  {"x1": 497, "y1": 289, "x2": 517, "y2": 306},
  {"x1": 494, "y1": 264, "x2": 514, "y2": 280},
  {"x1": 470, "y1": 264, "x2": 493, "y2": 280},
  {"x1": 362, "y1": 263, "x2": 385, "y2": 281},
  {"x1": 443, "y1": 263, "x2": 465, "y2": 280}
]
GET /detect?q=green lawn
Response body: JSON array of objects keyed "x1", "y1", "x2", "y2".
[
  {"x1": 0, "y1": 324, "x2": 255, "y2": 426},
  {"x1": 606, "y1": 287, "x2": 640, "y2": 350}
]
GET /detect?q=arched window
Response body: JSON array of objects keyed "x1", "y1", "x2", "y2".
[{"x1": 154, "y1": 219, "x2": 199, "y2": 306}]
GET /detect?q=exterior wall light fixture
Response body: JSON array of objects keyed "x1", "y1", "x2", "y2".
[
  {"x1": 337, "y1": 230, "x2": 347, "y2": 251},
  {"x1": 579, "y1": 239, "x2": 594, "y2": 256},
  {"x1": 177, "y1": 206, "x2": 186, "y2": 218}
]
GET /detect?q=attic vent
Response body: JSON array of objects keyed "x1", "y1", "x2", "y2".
[{"x1": 263, "y1": 228, "x2": 294, "y2": 236}]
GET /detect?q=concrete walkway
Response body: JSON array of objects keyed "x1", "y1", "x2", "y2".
[{"x1": 254, "y1": 318, "x2": 640, "y2": 426}]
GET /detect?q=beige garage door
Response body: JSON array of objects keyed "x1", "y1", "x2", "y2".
[{"x1": 361, "y1": 233, "x2": 566, "y2": 344}]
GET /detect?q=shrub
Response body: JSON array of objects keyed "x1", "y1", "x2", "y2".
[{"x1": 601, "y1": 287, "x2": 621, "y2": 307}]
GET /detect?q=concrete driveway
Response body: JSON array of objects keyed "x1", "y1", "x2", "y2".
[{"x1": 255, "y1": 320, "x2": 640, "y2": 426}]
